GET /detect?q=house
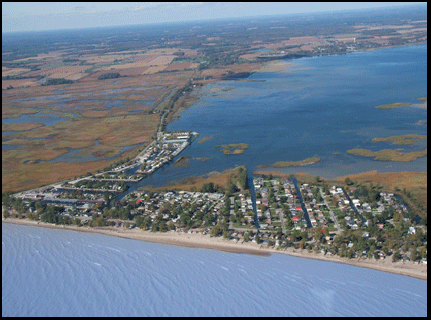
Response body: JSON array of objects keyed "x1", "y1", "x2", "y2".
[{"x1": 345, "y1": 217, "x2": 355, "y2": 225}]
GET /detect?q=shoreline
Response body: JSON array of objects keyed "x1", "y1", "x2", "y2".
[{"x1": 3, "y1": 218, "x2": 426, "y2": 281}]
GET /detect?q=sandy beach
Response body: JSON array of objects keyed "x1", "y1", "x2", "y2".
[{"x1": 3, "y1": 218, "x2": 427, "y2": 281}]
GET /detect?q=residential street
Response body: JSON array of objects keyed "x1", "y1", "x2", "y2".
[{"x1": 319, "y1": 187, "x2": 341, "y2": 233}]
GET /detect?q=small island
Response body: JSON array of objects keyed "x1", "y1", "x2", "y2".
[
  {"x1": 272, "y1": 157, "x2": 321, "y2": 167},
  {"x1": 216, "y1": 143, "x2": 249, "y2": 155},
  {"x1": 347, "y1": 148, "x2": 427, "y2": 162},
  {"x1": 374, "y1": 102, "x2": 412, "y2": 109},
  {"x1": 198, "y1": 136, "x2": 213, "y2": 144},
  {"x1": 194, "y1": 157, "x2": 213, "y2": 162},
  {"x1": 372, "y1": 134, "x2": 427, "y2": 145}
]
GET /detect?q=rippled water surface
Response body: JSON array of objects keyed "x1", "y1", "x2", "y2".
[
  {"x1": 2, "y1": 224, "x2": 427, "y2": 317},
  {"x1": 120, "y1": 44, "x2": 427, "y2": 193}
]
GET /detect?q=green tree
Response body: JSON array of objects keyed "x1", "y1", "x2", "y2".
[
  {"x1": 419, "y1": 246, "x2": 427, "y2": 259},
  {"x1": 159, "y1": 221, "x2": 167, "y2": 232},
  {"x1": 135, "y1": 215, "x2": 144, "y2": 228},
  {"x1": 313, "y1": 228, "x2": 322, "y2": 242},
  {"x1": 299, "y1": 238, "x2": 306, "y2": 250},
  {"x1": 167, "y1": 221, "x2": 175, "y2": 231},
  {"x1": 151, "y1": 222, "x2": 159, "y2": 232},
  {"x1": 345, "y1": 177, "x2": 353, "y2": 185},
  {"x1": 410, "y1": 247, "x2": 418, "y2": 261},
  {"x1": 3, "y1": 209, "x2": 10, "y2": 219},
  {"x1": 210, "y1": 224, "x2": 221, "y2": 237},
  {"x1": 243, "y1": 232, "x2": 250, "y2": 242},
  {"x1": 103, "y1": 192, "x2": 110, "y2": 204},
  {"x1": 392, "y1": 250, "x2": 400, "y2": 262},
  {"x1": 143, "y1": 216, "x2": 152, "y2": 230},
  {"x1": 255, "y1": 233, "x2": 261, "y2": 244}
]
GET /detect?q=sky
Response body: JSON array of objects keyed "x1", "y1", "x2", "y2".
[{"x1": 2, "y1": 2, "x2": 426, "y2": 33}]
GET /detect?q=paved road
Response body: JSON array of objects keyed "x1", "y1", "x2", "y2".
[
  {"x1": 279, "y1": 209, "x2": 286, "y2": 234},
  {"x1": 319, "y1": 187, "x2": 341, "y2": 233},
  {"x1": 291, "y1": 176, "x2": 312, "y2": 228}
]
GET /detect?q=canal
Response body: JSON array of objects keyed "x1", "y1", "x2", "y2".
[{"x1": 290, "y1": 175, "x2": 312, "y2": 228}]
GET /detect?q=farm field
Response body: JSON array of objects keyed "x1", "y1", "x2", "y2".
[{"x1": 2, "y1": 6, "x2": 427, "y2": 193}]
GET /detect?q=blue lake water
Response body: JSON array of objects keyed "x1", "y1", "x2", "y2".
[
  {"x1": 2, "y1": 130, "x2": 25, "y2": 137},
  {"x1": 2, "y1": 45, "x2": 428, "y2": 317},
  {"x1": 2, "y1": 144, "x2": 24, "y2": 151},
  {"x1": 2, "y1": 112, "x2": 70, "y2": 126},
  {"x1": 2, "y1": 223, "x2": 427, "y2": 317},
  {"x1": 2, "y1": 111, "x2": 76, "y2": 150},
  {"x1": 2, "y1": 112, "x2": 72, "y2": 156},
  {"x1": 132, "y1": 44, "x2": 427, "y2": 189}
]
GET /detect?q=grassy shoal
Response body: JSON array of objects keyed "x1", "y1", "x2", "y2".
[
  {"x1": 372, "y1": 134, "x2": 427, "y2": 145},
  {"x1": 198, "y1": 136, "x2": 213, "y2": 144},
  {"x1": 2, "y1": 122, "x2": 45, "y2": 132},
  {"x1": 272, "y1": 157, "x2": 321, "y2": 167},
  {"x1": 374, "y1": 102, "x2": 412, "y2": 109},
  {"x1": 215, "y1": 143, "x2": 249, "y2": 155},
  {"x1": 347, "y1": 148, "x2": 427, "y2": 162}
]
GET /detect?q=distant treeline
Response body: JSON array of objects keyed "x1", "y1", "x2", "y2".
[
  {"x1": 2, "y1": 4, "x2": 426, "y2": 63},
  {"x1": 41, "y1": 78, "x2": 73, "y2": 86},
  {"x1": 98, "y1": 72, "x2": 121, "y2": 80},
  {"x1": 256, "y1": 52, "x2": 312, "y2": 61},
  {"x1": 221, "y1": 72, "x2": 252, "y2": 80}
]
